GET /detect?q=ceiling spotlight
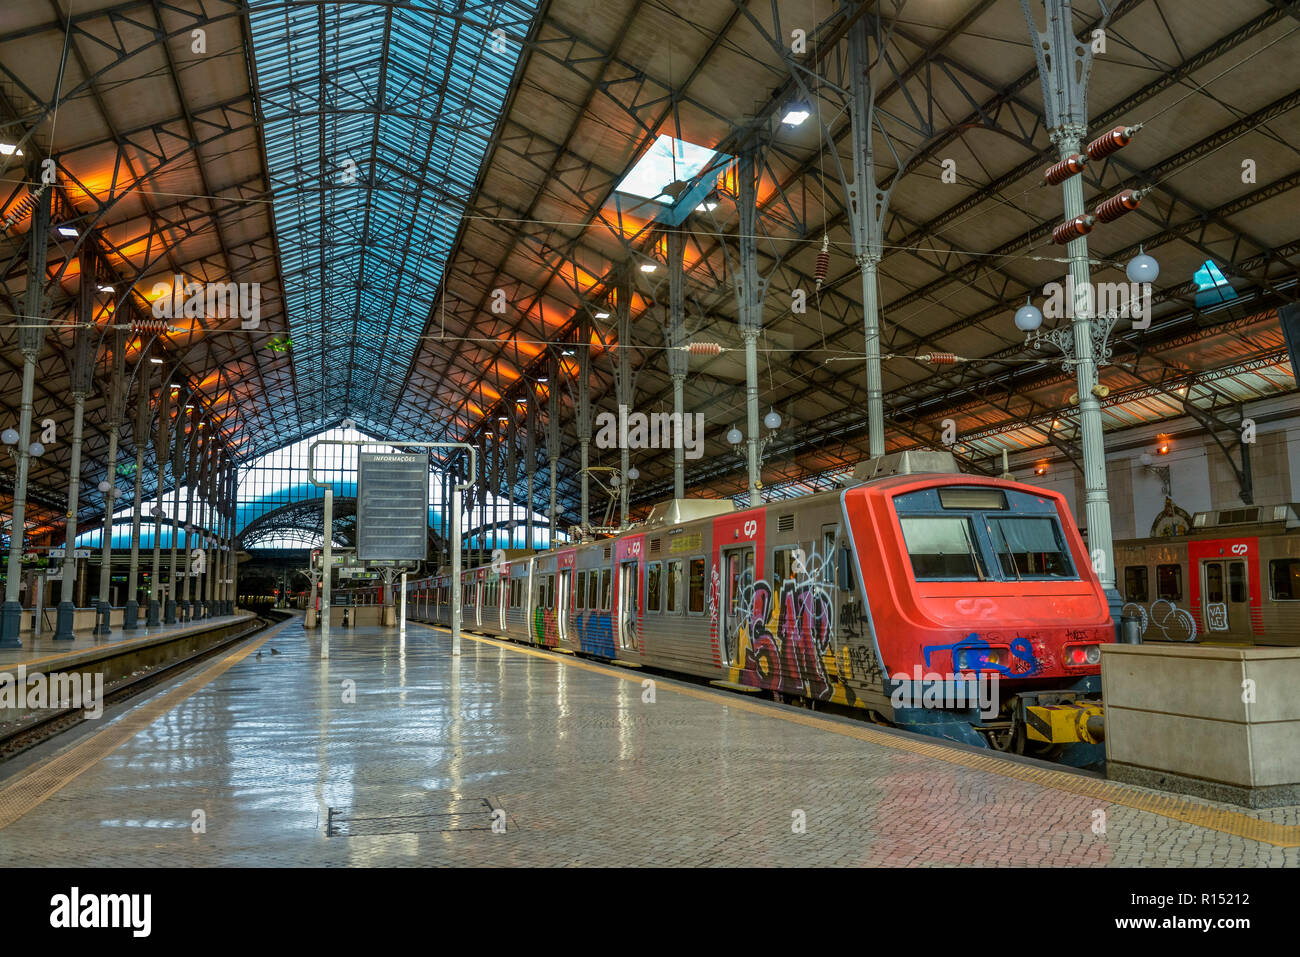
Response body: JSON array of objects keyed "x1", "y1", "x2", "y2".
[
  {"x1": 536, "y1": 377, "x2": 548, "y2": 384},
  {"x1": 0, "y1": 143, "x2": 23, "y2": 156},
  {"x1": 561, "y1": 348, "x2": 575, "y2": 356},
  {"x1": 594, "y1": 311, "x2": 610, "y2": 319},
  {"x1": 97, "y1": 284, "x2": 114, "y2": 293},
  {"x1": 57, "y1": 225, "x2": 78, "y2": 238},
  {"x1": 781, "y1": 99, "x2": 812, "y2": 126},
  {"x1": 149, "y1": 357, "x2": 164, "y2": 364},
  {"x1": 639, "y1": 263, "x2": 657, "y2": 273},
  {"x1": 696, "y1": 201, "x2": 718, "y2": 212},
  {"x1": 1034, "y1": 464, "x2": 1048, "y2": 476}
]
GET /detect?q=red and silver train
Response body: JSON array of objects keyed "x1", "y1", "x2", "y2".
[{"x1": 403, "y1": 452, "x2": 1114, "y2": 752}]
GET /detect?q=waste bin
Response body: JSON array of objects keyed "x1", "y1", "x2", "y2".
[{"x1": 1119, "y1": 614, "x2": 1142, "y2": 644}]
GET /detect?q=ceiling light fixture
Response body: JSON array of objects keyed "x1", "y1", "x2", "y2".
[
  {"x1": 781, "y1": 99, "x2": 812, "y2": 126},
  {"x1": 57, "y1": 226, "x2": 78, "y2": 238}
]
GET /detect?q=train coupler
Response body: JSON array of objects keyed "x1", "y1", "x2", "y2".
[{"x1": 1023, "y1": 699, "x2": 1105, "y2": 745}]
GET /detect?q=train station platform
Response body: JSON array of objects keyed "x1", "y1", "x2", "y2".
[
  {"x1": 0, "y1": 614, "x2": 1296, "y2": 867},
  {"x1": 0, "y1": 613, "x2": 256, "y2": 672}
]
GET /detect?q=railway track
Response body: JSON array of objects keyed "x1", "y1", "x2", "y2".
[{"x1": 0, "y1": 612, "x2": 288, "y2": 763}]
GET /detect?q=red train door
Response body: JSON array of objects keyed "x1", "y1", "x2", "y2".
[
  {"x1": 711, "y1": 509, "x2": 765, "y2": 669},
  {"x1": 557, "y1": 550, "x2": 576, "y2": 643},
  {"x1": 614, "y1": 534, "x2": 644, "y2": 653},
  {"x1": 1189, "y1": 537, "x2": 1261, "y2": 641}
]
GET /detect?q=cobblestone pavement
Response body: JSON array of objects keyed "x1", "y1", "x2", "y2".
[{"x1": 0, "y1": 615, "x2": 1296, "y2": 867}]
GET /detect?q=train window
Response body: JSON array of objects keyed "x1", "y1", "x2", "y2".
[
  {"x1": 588, "y1": 571, "x2": 599, "y2": 610},
  {"x1": 1228, "y1": 562, "x2": 1246, "y2": 603},
  {"x1": 1269, "y1": 559, "x2": 1300, "y2": 600},
  {"x1": 1124, "y1": 566, "x2": 1149, "y2": 603},
  {"x1": 576, "y1": 571, "x2": 587, "y2": 610},
  {"x1": 899, "y1": 516, "x2": 986, "y2": 581},
  {"x1": 1205, "y1": 563, "x2": 1224, "y2": 603},
  {"x1": 647, "y1": 562, "x2": 662, "y2": 612},
  {"x1": 666, "y1": 560, "x2": 683, "y2": 613},
  {"x1": 821, "y1": 526, "x2": 837, "y2": 582},
  {"x1": 839, "y1": 546, "x2": 856, "y2": 592},
  {"x1": 988, "y1": 517, "x2": 1073, "y2": 578},
  {"x1": 600, "y1": 568, "x2": 612, "y2": 610},
  {"x1": 772, "y1": 547, "x2": 797, "y2": 586},
  {"x1": 688, "y1": 558, "x2": 706, "y2": 614},
  {"x1": 1156, "y1": 564, "x2": 1182, "y2": 601},
  {"x1": 547, "y1": 574, "x2": 556, "y2": 609}
]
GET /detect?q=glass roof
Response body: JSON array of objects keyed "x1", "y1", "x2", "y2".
[
  {"x1": 247, "y1": 0, "x2": 541, "y2": 429},
  {"x1": 616, "y1": 134, "x2": 722, "y2": 204}
]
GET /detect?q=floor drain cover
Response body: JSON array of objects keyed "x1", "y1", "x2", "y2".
[{"x1": 326, "y1": 797, "x2": 506, "y2": 837}]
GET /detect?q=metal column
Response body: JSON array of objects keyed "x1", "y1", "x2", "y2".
[
  {"x1": 667, "y1": 227, "x2": 687, "y2": 500},
  {"x1": 124, "y1": 357, "x2": 150, "y2": 629},
  {"x1": 165, "y1": 388, "x2": 187, "y2": 624},
  {"x1": 1022, "y1": 0, "x2": 1120, "y2": 612},
  {"x1": 54, "y1": 286, "x2": 95, "y2": 641},
  {"x1": 615, "y1": 268, "x2": 632, "y2": 525},
  {"x1": 847, "y1": 17, "x2": 889, "y2": 460},
  {"x1": 577, "y1": 314, "x2": 591, "y2": 535},
  {"x1": 737, "y1": 145, "x2": 763, "y2": 506},
  {"x1": 505, "y1": 405, "x2": 517, "y2": 549},
  {"x1": 547, "y1": 352, "x2": 559, "y2": 545},
  {"x1": 490, "y1": 427, "x2": 499, "y2": 552},
  {"x1": 179, "y1": 403, "x2": 199, "y2": 621},
  {"x1": 1, "y1": 182, "x2": 49, "y2": 647},
  {"x1": 525, "y1": 399, "x2": 536, "y2": 549},
  {"x1": 147, "y1": 376, "x2": 170, "y2": 626},
  {"x1": 94, "y1": 329, "x2": 124, "y2": 635}
]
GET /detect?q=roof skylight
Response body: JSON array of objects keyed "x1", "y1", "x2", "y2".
[{"x1": 616, "y1": 134, "x2": 722, "y2": 204}]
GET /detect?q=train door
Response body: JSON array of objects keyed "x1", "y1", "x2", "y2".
[
  {"x1": 558, "y1": 569, "x2": 571, "y2": 642},
  {"x1": 1199, "y1": 558, "x2": 1251, "y2": 639},
  {"x1": 618, "y1": 559, "x2": 639, "y2": 650},
  {"x1": 498, "y1": 565, "x2": 509, "y2": 631},
  {"x1": 720, "y1": 544, "x2": 755, "y2": 666}
]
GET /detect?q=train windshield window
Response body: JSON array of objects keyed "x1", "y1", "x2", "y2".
[
  {"x1": 1125, "y1": 566, "x2": 1149, "y2": 602},
  {"x1": 1157, "y1": 564, "x2": 1182, "y2": 601},
  {"x1": 666, "y1": 560, "x2": 683, "y2": 613},
  {"x1": 988, "y1": 517, "x2": 1074, "y2": 578},
  {"x1": 600, "y1": 569, "x2": 612, "y2": 610},
  {"x1": 1269, "y1": 559, "x2": 1300, "y2": 600},
  {"x1": 900, "y1": 516, "x2": 986, "y2": 581},
  {"x1": 647, "y1": 562, "x2": 662, "y2": 612},
  {"x1": 576, "y1": 571, "x2": 587, "y2": 610},
  {"x1": 688, "y1": 558, "x2": 706, "y2": 613}
]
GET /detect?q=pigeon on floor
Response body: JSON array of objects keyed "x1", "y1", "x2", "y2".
[{"x1": 270, "y1": 648, "x2": 281, "y2": 655}]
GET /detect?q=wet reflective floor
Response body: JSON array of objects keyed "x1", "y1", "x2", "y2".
[{"x1": 0, "y1": 614, "x2": 1296, "y2": 867}]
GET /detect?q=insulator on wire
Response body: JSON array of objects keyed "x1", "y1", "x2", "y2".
[
  {"x1": 687, "y1": 341, "x2": 722, "y2": 357},
  {"x1": 918, "y1": 352, "x2": 958, "y2": 365},
  {"x1": 1093, "y1": 188, "x2": 1146, "y2": 223},
  {"x1": 1043, "y1": 154, "x2": 1088, "y2": 185},
  {"x1": 1, "y1": 183, "x2": 47, "y2": 230},
  {"x1": 1052, "y1": 214, "x2": 1096, "y2": 245},
  {"x1": 1085, "y1": 125, "x2": 1138, "y2": 160},
  {"x1": 131, "y1": 317, "x2": 170, "y2": 334},
  {"x1": 814, "y1": 235, "x2": 830, "y2": 292}
]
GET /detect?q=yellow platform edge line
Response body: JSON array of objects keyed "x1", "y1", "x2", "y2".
[{"x1": 449, "y1": 627, "x2": 1300, "y2": 849}]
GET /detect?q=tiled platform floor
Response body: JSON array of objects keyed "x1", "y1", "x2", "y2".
[{"x1": 0, "y1": 614, "x2": 1296, "y2": 867}]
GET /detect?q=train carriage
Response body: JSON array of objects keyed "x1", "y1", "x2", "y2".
[
  {"x1": 405, "y1": 451, "x2": 1114, "y2": 753},
  {"x1": 1116, "y1": 503, "x2": 1300, "y2": 646}
]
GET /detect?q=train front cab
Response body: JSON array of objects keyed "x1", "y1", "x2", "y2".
[{"x1": 843, "y1": 474, "x2": 1112, "y2": 755}]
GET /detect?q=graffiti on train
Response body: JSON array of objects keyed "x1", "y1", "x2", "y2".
[
  {"x1": 921, "y1": 633, "x2": 1040, "y2": 677},
  {"x1": 1122, "y1": 600, "x2": 1197, "y2": 642},
  {"x1": 717, "y1": 546, "x2": 879, "y2": 704}
]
